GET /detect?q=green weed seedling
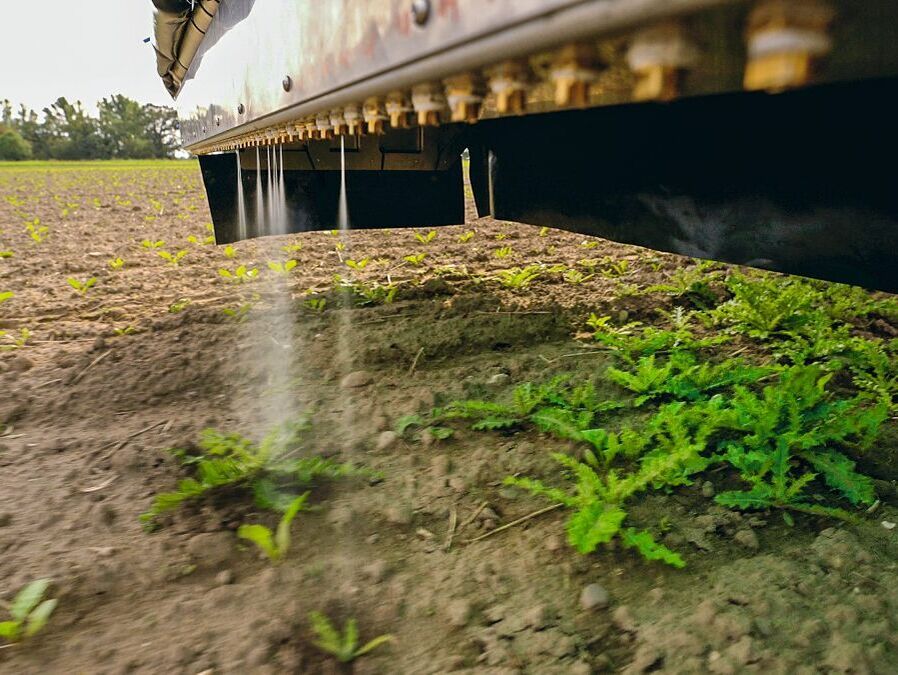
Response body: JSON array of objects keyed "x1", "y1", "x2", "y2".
[
  {"x1": 25, "y1": 219, "x2": 48, "y2": 244},
  {"x1": 0, "y1": 579, "x2": 57, "y2": 643},
  {"x1": 580, "y1": 240, "x2": 599, "y2": 250},
  {"x1": 187, "y1": 224, "x2": 216, "y2": 245},
  {"x1": 169, "y1": 298, "x2": 191, "y2": 313},
  {"x1": 563, "y1": 269, "x2": 593, "y2": 285},
  {"x1": 395, "y1": 414, "x2": 453, "y2": 443},
  {"x1": 711, "y1": 274, "x2": 820, "y2": 340},
  {"x1": 352, "y1": 281, "x2": 398, "y2": 306},
  {"x1": 494, "y1": 246, "x2": 513, "y2": 259},
  {"x1": 0, "y1": 250, "x2": 13, "y2": 259},
  {"x1": 414, "y1": 230, "x2": 437, "y2": 244},
  {"x1": 496, "y1": 265, "x2": 542, "y2": 289},
  {"x1": 237, "y1": 493, "x2": 308, "y2": 563},
  {"x1": 601, "y1": 258, "x2": 630, "y2": 278},
  {"x1": 67, "y1": 277, "x2": 97, "y2": 296},
  {"x1": 142, "y1": 423, "x2": 372, "y2": 523},
  {"x1": 458, "y1": 231, "x2": 475, "y2": 243},
  {"x1": 113, "y1": 325, "x2": 138, "y2": 336},
  {"x1": 158, "y1": 249, "x2": 189, "y2": 266},
  {"x1": 223, "y1": 244, "x2": 237, "y2": 258},
  {"x1": 219, "y1": 265, "x2": 259, "y2": 283},
  {"x1": 109, "y1": 257, "x2": 125, "y2": 270},
  {"x1": 588, "y1": 313, "x2": 728, "y2": 364},
  {"x1": 403, "y1": 253, "x2": 426, "y2": 266},
  {"x1": 539, "y1": 226, "x2": 550, "y2": 237},
  {"x1": 281, "y1": 242, "x2": 303, "y2": 254},
  {"x1": 305, "y1": 297, "x2": 326, "y2": 312},
  {"x1": 141, "y1": 239, "x2": 165, "y2": 250},
  {"x1": 267, "y1": 259, "x2": 298, "y2": 274},
  {"x1": 646, "y1": 261, "x2": 720, "y2": 309},
  {"x1": 715, "y1": 366, "x2": 884, "y2": 522},
  {"x1": 308, "y1": 612, "x2": 393, "y2": 663},
  {"x1": 0, "y1": 291, "x2": 12, "y2": 305}
]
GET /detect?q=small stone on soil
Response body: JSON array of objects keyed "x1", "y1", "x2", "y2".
[
  {"x1": 446, "y1": 598, "x2": 473, "y2": 627},
  {"x1": 186, "y1": 531, "x2": 234, "y2": 569},
  {"x1": 362, "y1": 559, "x2": 389, "y2": 584},
  {"x1": 215, "y1": 569, "x2": 235, "y2": 585},
  {"x1": 701, "y1": 480, "x2": 715, "y2": 498},
  {"x1": 374, "y1": 430, "x2": 399, "y2": 452},
  {"x1": 341, "y1": 370, "x2": 373, "y2": 388},
  {"x1": 733, "y1": 529, "x2": 759, "y2": 550},
  {"x1": 487, "y1": 372, "x2": 510, "y2": 387},
  {"x1": 580, "y1": 583, "x2": 610, "y2": 611}
]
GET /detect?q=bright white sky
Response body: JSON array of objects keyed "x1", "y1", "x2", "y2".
[{"x1": 0, "y1": 2, "x2": 174, "y2": 115}]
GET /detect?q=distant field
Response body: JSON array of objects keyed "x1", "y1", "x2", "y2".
[{"x1": 0, "y1": 158, "x2": 198, "y2": 171}]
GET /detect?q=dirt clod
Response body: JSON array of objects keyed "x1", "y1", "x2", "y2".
[{"x1": 579, "y1": 583, "x2": 610, "y2": 611}]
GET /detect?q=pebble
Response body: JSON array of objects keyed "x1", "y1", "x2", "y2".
[
  {"x1": 375, "y1": 430, "x2": 399, "y2": 452},
  {"x1": 186, "y1": 531, "x2": 234, "y2": 568},
  {"x1": 446, "y1": 598, "x2": 472, "y2": 627},
  {"x1": 448, "y1": 476, "x2": 467, "y2": 493},
  {"x1": 431, "y1": 454, "x2": 451, "y2": 477},
  {"x1": 487, "y1": 373, "x2": 510, "y2": 387},
  {"x1": 545, "y1": 534, "x2": 563, "y2": 552},
  {"x1": 215, "y1": 569, "x2": 235, "y2": 585},
  {"x1": 522, "y1": 604, "x2": 552, "y2": 630},
  {"x1": 733, "y1": 529, "x2": 759, "y2": 550},
  {"x1": 0, "y1": 512, "x2": 12, "y2": 528},
  {"x1": 579, "y1": 583, "x2": 610, "y2": 611},
  {"x1": 384, "y1": 505, "x2": 413, "y2": 525},
  {"x1": 362, "y1": 559, "x2": 389, "y2": 584},
  {"x1": 612, "y1": 605, "x2": 637, "y2": 633},
  {"x1": 701, "y1": 481, "x2": 715, "y2": 498},
  {"x1": 341, "y1": 370, "x2": 373, "y2": 388}
]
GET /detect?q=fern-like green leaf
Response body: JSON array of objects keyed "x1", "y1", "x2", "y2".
[
  {"x1": 566, "y1": 503, "x2": 626, "y2": 554},
  {"x1": 621, "y1": 528, "x2": 685, "y2": 568},
  {"x1": 801, "y1": 450, "x2": 875, "y2": 506}
]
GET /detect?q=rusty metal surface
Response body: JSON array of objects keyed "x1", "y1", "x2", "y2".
[{"x1": 176, "y1": 0, "x2": 743, "y2": 150}]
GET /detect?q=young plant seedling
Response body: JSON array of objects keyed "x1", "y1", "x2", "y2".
[
  {"x1": 237, "y1": 493, "x2": 308, "y2": 563},
  {"x1": 1, "y1": 327, "x2": 31, "y2": 351},
  {"x1": 109, "y1": 257, "x2": 125, "y2": 270},
  {"x1": 457, "y1": 231, "x2": 475, "y2": 243},
  {"x1": 67, "y1": 277, "x2": 97, "y2": 296},
  {"x1": 0, "y1": 291, "x2": 12, "y2": 304},
  {"x1": 305, "y1": 297, "x2": 326, "y2": 312},
  {"x1": 539, "y1": 226, "x2": 550, "y2": 237},
  {"x1": 222, "y1": 302, "x2": 253, "y2": 323},
  {"x1": 0, "y1": 250, "x2": 13, "y2": 259},
  {"x1": 169, "y1": 298, "x2": 191, "y2": 313},
  {"x1": 494, "y1": 246, "x2": 513, "y2": 259},
  {"x1": 219, "y1": 265, "x2": 259, "y2": 283},
  {"x1": 496, "y1": 265, "x2": 542, "y2": 289},
  {"x1": 267, "y1": 259, "x2": 298, "y2": 275},
  {"x1": 281, "y1": 242, "x2": 303, "y2": 254},
  {"x1": 157, "y1": 249, "x2": 189, "y2": 266},
  {"x1": 113, "y1": 325, "x2": 138, "y2": 336},
  {"x1": 223, "y1": 244, "x2": 237, "y2": 258},
  {"x1": 187, "y1": 224, "x2": 216, "y2": 245},
  {"x1": 0, "y1": 579, "x2": 57, "y2": 643},
  {"x1": 403, "y1": 253, "x2": 427, "y2": 266},
  {"x1": 345, "y1": 258, "x2": 371, "y2": 271},
  {"x1": 563, "y1": 269, "x2": 593, "y2": 284},
  {"x1": 141, "y1": 239, "x2": 165, "y2": 250},
  {"x1": 308, "y1": 612, "x2": 393, "y2": 663},
  {"x1": 580, "y1": 240, "x2": 599, "y2": 250},
  {"x1": 414, "y1": 230, "x2": 437, "y2": 244}
]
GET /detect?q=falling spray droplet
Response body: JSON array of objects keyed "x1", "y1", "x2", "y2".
[{"x1": 235, "y1": 151, "x2": 247, "y2": 241}]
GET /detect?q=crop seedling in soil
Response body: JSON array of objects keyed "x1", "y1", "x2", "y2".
[
  {"x1": 267, "y1": 259, "x2": 298, "y2": 274},
  {"x1": 187, "y1": 224, "x2": 216, "y2": 245},
  {"x1": 237, "y1": 493, "x2": 308, "y2": 563},
  {"x1": 344, "y1": 257, "x2": 371, "y2": 271},
  {"x1": 645, "y1": 261, "x2": 721, "y2": 309},
  {"x1": 222, "y1": 302, "x2": 253, "y2": 323},
  {"x1": 141, "y1": 239, "x2": 165, "y2": 250},
  {"x1": 494, "y1": 246, "x2": 513, "y2": 259},
  {"x1": 403, "y1": 253, "x2": 426, "y2": 266},
  {"x1": 352, "y1": 281, "x2": 398, "y2": 306},
  {"x1": 458, "y1": 230, "x2": 475, "y2": 243},
  {"x1": 1, "y1": 328, "x2": 31, "y2": 351},
  {"x1": 539, "y1": 226, "x2": 550, "y2": 237},
  {"x1": 109, "y1": 257, "x2": 125, "y2": 270},
  {"x1": 219, "y1": 265, "x2": 259, "y2": 283},
  {"x1": 281, "y1": 242, "x2": 303, "y2": 254},
  {"x1": 0, "y1": 250, "x2": 13, "y2": 258},
  {"x1": 169, "y1": 298, "x2": 191, "y2": 313},
  {"x1": 223, "y1": 244, "x2": 236, "y2": 258},
  {"x1": 113, "y1": 325, "x2": 138, "y2": 336},
  {"x1": 496, "y1": 265, "x2": 543, "y2": 289},
  {"x1": 414, "y1": 230, "x2": 437, "y2": 244},
  {"x1": 600, "y1": 258, "x2": 630, "y2": 278},
  {"x1": 580, "y1": 240, "x2": 599, "y2": 249},
  {"x1": 142, "y1": 423, "x2": 374, "y2": 523},
  {"x1": 0, "y1": 291, "x2": 11, "y2": 305},
  {"x1": 0, "y1": 579, "x2": 57, "y2": 643},
  {"x1": 395, "y1": 414, "x2": 453, "y2": 443},
  {"x1": 587, "y1": 313, "x2": 728, "y2": 364},
  {"x1": 305, "y1": 297, "x2": 326, "y2": 312},
  {"x1": 67, "y1": 277, "x2": 97, "y2": 296},
  {"x1": 157, "y1": 249, "x2": 189, "y2": 266},
  {"x1": 710, "y1": 274, "x2": 819, "y2": 340},
  {"x1": 308, "y1": 612, "x2": 393, "y2": 663}
]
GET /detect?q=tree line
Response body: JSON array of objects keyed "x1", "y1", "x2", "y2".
[{"x1": 0, "y1": 95, "x2": 180, "y2": 161}]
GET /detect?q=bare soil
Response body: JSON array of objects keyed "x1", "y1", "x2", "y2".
[{"x1": 1, "y1": 161, "x2": 898, "y2": 675}]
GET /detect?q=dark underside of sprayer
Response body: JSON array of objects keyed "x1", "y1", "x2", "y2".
[{"x1": 200, "y1": 77, "x2": 898, "y2": 292}]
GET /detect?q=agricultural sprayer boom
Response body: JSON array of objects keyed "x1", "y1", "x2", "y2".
[{"x1": 153, "y1": 0, "x2": 898, "y2": 291}]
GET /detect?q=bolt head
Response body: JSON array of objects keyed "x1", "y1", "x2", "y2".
[
  {"x1": 411, "y1": 0, "x2": 430, "y2": 26},
  {"x1": 237, "y1": 103, "x2": 245, "y2": 115},
  {"x1": 282, "y1": 75, "x2": 293, "y2": 92}
]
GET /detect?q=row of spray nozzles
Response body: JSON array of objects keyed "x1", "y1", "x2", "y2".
[{"x1": 204, "y1": 0, "x2": 837, "y2": 151}]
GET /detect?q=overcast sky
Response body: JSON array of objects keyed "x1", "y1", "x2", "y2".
[{"x1": 1, "y1": 2, "x2": 174, "y2": 115}]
